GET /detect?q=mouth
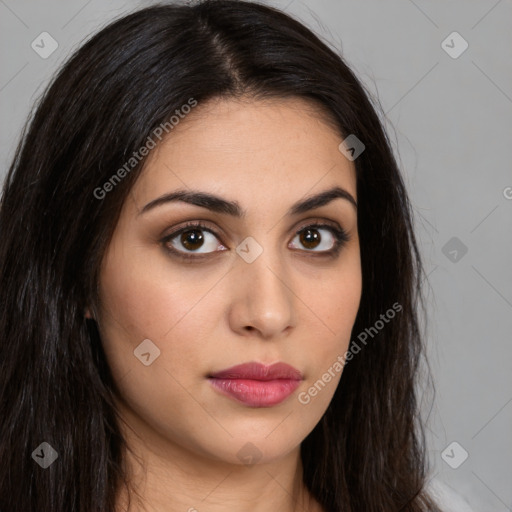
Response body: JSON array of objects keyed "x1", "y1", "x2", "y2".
[{"x1": 208, "y1": 362, "x2": 303, "y2": 408}]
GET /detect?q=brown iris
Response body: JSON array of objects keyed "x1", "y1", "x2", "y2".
[
  {"x1": 180, "y1": 229, "x2": 204, "y2": 251},
  {"x1": 299, "y1": 228, "x2": 321, "y2": 249}
]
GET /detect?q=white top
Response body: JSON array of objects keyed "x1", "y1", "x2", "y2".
[{"x1": 425, "y1": 477, "x2": 477, "y2": 512}]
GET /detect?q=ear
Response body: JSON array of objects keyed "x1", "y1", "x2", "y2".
[{"x1": 84, "y1": 307, "x2": 93, "y2": 319}]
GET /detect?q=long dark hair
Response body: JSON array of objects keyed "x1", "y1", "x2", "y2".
[{"x1": 0, "y1": 1, "x2": 442, "y2": 510}]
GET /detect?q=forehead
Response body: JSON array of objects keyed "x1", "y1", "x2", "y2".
[{"x1": 130, "y1": 96, "x2": 357, "y2": 213}]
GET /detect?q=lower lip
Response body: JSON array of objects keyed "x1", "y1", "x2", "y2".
[{"x1": 208, "y1": 378, "x2": 301, "y2": 407}]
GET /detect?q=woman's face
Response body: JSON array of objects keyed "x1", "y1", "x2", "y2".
[{"x1": 95, "y1": 96, "x2": 362, "y2": 466}]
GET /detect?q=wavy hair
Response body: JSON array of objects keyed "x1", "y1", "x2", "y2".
[{"x1": 0, "y1": 1, "x2": 441, "y2": 510}]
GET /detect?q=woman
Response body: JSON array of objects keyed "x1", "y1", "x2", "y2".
[{"x1": 0, "y1": 1, "x2": 443, "y2": 510}]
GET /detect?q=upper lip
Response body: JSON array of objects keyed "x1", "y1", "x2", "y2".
[{"x1": 209, "y1": 362, "x2": 303, "y2": 381}]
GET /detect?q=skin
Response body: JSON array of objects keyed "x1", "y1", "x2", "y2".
[{"x1": 89, "y1": 96, "x2": 362, "y2": 512}]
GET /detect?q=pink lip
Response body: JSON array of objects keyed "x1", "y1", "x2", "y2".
[{"x1": 208, "y1": 362, "x2": 303, "y2": 407}]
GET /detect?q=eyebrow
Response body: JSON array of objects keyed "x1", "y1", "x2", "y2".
[{"x1": 138, "y1": 185, "x2": 357, "y2": 218}]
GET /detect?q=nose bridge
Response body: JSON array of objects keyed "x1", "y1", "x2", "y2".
[{"x1": 231, "y1": 236, "x2": 295, "y2": 336}]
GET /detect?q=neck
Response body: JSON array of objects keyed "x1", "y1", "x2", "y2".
[{"x1": 113, "y1": 400, "x2": 323, "y2": 512}]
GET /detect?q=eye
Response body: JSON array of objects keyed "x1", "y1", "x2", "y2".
[
  {"x1": 161, "y1": 222, "x2": 226, "y2": 259},
  {"x1": 289, "y1": 223, "x2": 349, "y2": 254},
  {"x1": 161, "y1": 220, "x2": 350, "y2": 262}
]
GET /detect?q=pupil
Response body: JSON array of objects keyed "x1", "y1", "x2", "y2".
[
  {"x1": 301, "y1": 228, "x2": 320, "y2": 249},
  {"x1": 181, "y1": 229, "x2": 204, "y2": 251}
]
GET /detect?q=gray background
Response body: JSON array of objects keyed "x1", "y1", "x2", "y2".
[{"x1": 1, "y1": 0, "x2": 511, "y2": 510}]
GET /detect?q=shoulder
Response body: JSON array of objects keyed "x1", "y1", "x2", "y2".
[{"x1": 425, "y1": 476, "x2": 478, "y2": 512}]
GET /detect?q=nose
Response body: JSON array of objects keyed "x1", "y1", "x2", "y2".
[{"x1": 228, "y1": 249, "x2": 296, "y2": 340}]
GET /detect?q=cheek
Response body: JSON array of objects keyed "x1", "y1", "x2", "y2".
[
  {"x1": 95, "y1": 252, "x2": 219, "y2": 435},
  {"x1": 307, "y1": 254, "x2": 362, "y2": 340},
  {"x1": 96, "y1": 245, "x2": 224, "y2": 378},
  {"x1": 298, "y1": 255, "x2": 362, "y2": 382}
]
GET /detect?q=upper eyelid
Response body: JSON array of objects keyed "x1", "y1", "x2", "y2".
[
  {"x1": 162, "y1": 221, "x2": 221, "y2": 241},
  {"x1": 163, "y1": 219, "x2": 344, "y2": 239}
]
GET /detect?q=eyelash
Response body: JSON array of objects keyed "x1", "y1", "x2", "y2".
[{"x1": 160, "y1": 220, "x2": 350, "y2": 262}]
